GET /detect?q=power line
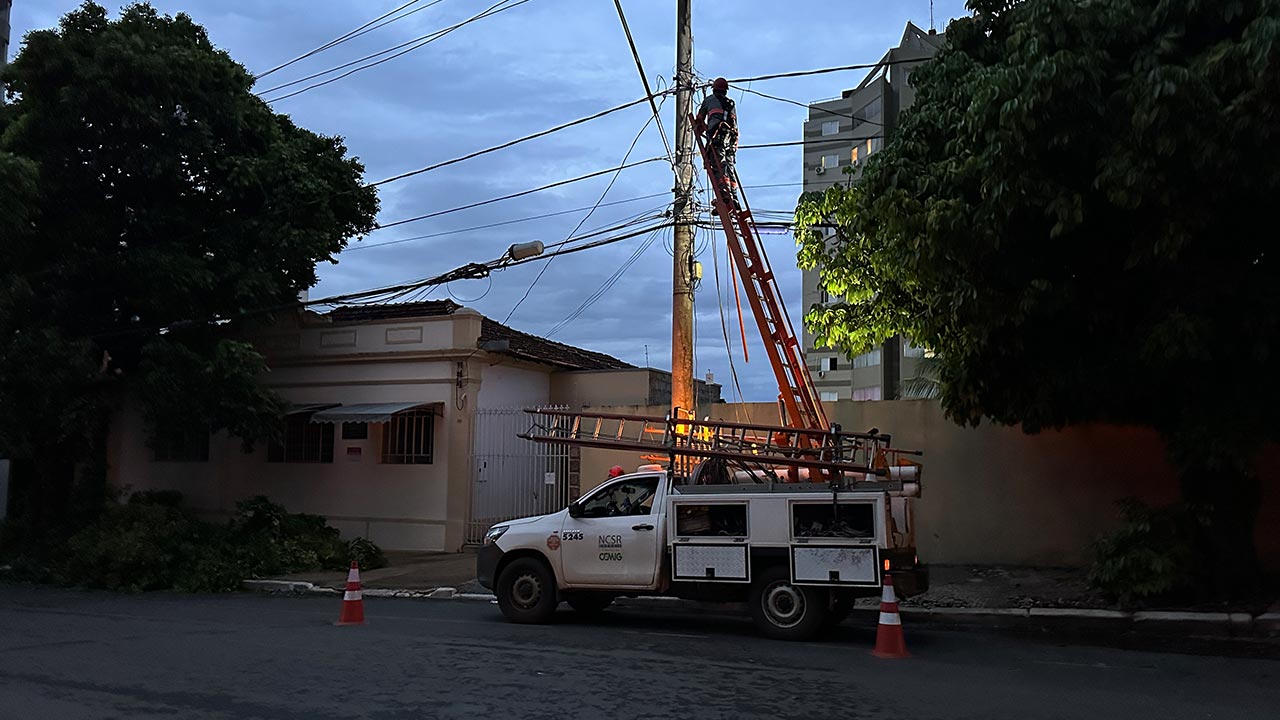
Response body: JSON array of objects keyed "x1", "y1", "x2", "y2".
[
  {"x1": 372, "y1": 155, "x2": 666, "y2": 231},
  {"x1": 254, "y1": 0, "x2": 434, "y2": 80},
  {"x1": 257, "y1": 0, "x2": 458, "y2": 96},
  {"x1": 503, "y1": 112, "x2": 657, "y2": 324},
  {"x1": 263, "y1": 0, "x2": 530, "y2": 104},
  {"x1": 739, "y1": 137, "x2": 884, "y2": 150},
  {"x1": 544, "y1": 224, "x2": 665, "y2": 337},
  {"x1": 727, "y1": 55, "x2": 928, "y2": 85},
  {"x1": 367, "y1": 91, "x2": 669, "y2": 189},
  {"x1": 611, "y1": 0, "x2": 674, "y2": 167},
  {"x1": 343, "y1": 192, "x2": 670, "y2": 252},
  {"x1": 740, "y1": 86, "x2": 886, "y2": 127}
]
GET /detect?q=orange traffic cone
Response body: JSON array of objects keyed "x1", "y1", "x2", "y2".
[
  {"x1": 871, "y1": 573, "x2": 909, "y2": 658},
  {"x1": 336, "y1": 561, "x2": 365, "y2": 626}
]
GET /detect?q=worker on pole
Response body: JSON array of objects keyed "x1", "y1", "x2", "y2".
[{"x1": 694, "y1": 77, "x2": 739, "y2": 211}]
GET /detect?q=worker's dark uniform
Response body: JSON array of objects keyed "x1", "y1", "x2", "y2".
[{"x1": 698, "y1": 91, "x2": 738, "y2": 203}]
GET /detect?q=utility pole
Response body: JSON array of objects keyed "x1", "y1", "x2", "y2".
[
  {"x1": 1, "y1": 0, "x2": 12, "y2": 67},
  {"x1": 671, "y1": 0, "x2": 695, "y2": 418}
]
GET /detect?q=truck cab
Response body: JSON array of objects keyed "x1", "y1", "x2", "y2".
[{"x1": 477, "y1": 469, "x2": 928, "y2": 640}]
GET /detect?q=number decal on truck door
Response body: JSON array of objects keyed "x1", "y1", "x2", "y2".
[{"x1": 562, "y1": 530, "x2": 584, "y2": 541}]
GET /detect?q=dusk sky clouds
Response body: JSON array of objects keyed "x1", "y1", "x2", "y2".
[{"x1": 11, "y1": 0, "x2": 970, "y2": 401}]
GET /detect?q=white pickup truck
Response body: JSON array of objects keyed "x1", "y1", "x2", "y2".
[{"x1": 477, "y1": 468, "x2": 927, "y2": 640}]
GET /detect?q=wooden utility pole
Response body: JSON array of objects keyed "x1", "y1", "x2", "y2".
[{"x1": 671, "y1": 0, "x2": 695, "y2": 417}]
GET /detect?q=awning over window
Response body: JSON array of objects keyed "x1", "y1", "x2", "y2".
[
  {"x1": 284, "y1": 403, "x2": 341, "y2": 416},
  {"x1": 308, "y1": 402, "x2": 443, "y2": 424}
]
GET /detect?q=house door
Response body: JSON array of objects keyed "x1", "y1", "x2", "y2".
[{"x1": 467, "y1": 407, "x2": 572, "y2": 544}]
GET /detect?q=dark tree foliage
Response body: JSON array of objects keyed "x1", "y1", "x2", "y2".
[
  {"x1": 0, "y1": 3, "x2": 379, "y2": 550},
  {"x1": 795, "y1": 0, "x2": 1280, "y2": 593}
]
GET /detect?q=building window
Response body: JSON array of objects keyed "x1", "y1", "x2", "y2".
[
  {"x1": 820, "y1": 391, "x2": 839, "y2": 402},
  {"x1": 341, "y1": 422, "x2": 368, "y2": 440},
  {"x1": 852, "y1": 349, "x2": 882, "y2": 368},
  {"x1": 851, "y1": 145, "x2": 859, "y2": 164},
  {"x1": 903, "y1": 340, "x2": 927, "y2": 358},
  {"x1": 852, "y1": 385, "x2": 883, "y2": 401},
  {"x1": 819, "y1": 287, "x2": 830, "y2": 304},
  {"x1": 866, "y1": 137, "x2": 883, "y2": 156},
  {"x1": 152, "y1": 427, "x2": 210, "y2": 463},
  {"x1": 820, "y1": 120, "x2": 839, "y2": 136},
  {"x1": 854, "y1": 96, "x2": 883, "y2": 125},
  {"x1": 382, "y1": 409, "x2": 435, "y2": 465},
  {"x1": 821, "y1": 153, "x2": 840, "y2": 170},
  {"x1": 268, "y1": 416, "x2": 334, "y2": 463}
]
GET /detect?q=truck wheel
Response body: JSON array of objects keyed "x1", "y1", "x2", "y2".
[
  {"x1": 749, "y1": 565, "x2": 828, "y2": 641},
  {"x1": 565, "y1": 592, "x2": 615, "y2": 617},
  {"x1": 496, "y1": 557, "x2": 557, "y2": 624}
]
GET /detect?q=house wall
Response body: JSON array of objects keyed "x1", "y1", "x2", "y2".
[
  {"x1": 478, "y1": 362, "x2": 551, "y2": 410},
  {"x1": 108, "y1": 375, "x2": 459, "y2": 552},
  {"x1": 550, "y1": 370, "x2": 653, "y2": 407},
  {"x1": 577, "y1": 401, "x2": 1280, "y2": 569}
]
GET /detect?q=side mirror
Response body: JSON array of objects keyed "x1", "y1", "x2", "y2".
[{"x1": 568, "y1": 502, "x2": 584, "y2": 519}]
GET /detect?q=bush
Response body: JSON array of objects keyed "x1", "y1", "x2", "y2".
[
  {"x1": 348, "y1": 536, "x2": 387, "y2": 570},
  {"x1": 1088, "y1": 499, "x2": 1207, "y2": 605},
  {"x1": 53, "y1": 491, "x2": 385, "y2": 592}
]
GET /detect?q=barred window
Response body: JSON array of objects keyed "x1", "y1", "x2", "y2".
[
  {"x1": 152, "y1": 427, "x2": 209, "y2": 463},
  {"x1": 382, "y1": 409, "x2": 434, "y2": 464},
  {"x1": 268, "y1": 415, "x2": 334, "y2": 463}
]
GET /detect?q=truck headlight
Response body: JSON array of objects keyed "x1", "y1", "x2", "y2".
[{"x1": 483, "y1": 525, "x2": 509, "y2": 546}]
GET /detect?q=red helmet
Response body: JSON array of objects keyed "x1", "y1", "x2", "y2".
[
  {"x1": 608, "y1": 465, "x2": 625, "y2": 478},
  {"x1": 712, "y1": 77, "x2": 729, "y2": 92}
]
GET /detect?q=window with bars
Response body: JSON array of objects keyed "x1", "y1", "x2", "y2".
[
  {"x1": 268, "y1": 415, "x2": 334, "y2": 463},
  {"x1": 152, "y1": 426, "x2": 210, "y2": 463},
  {"x1": 382, "y1": 409, "x2": 435, "y2": 464}
]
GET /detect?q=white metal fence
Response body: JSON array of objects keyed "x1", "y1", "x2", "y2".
[{"x1": 466, "y1": 406, "x2": 571, "y2": 545}]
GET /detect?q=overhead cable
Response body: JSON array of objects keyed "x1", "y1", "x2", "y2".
[
  {"x1": 343, "y1": 192, "x2": 669, "y2": 252},
  {"x1": 727, "y1": 56, "x2": 927, "y2": 85},
  {"x1": 366, "y1": 91, "x2": 670, "y2": 188},
  {"x1": 254, "y1": 0, "x2": 435, "y2": 80},
  {"x1": 503, "y1": 112, "x2": 658, "y2": 324},
  {"x1": 264, "y1": 0, "x2": 531, "y2": 103},
  {"x1": 373, "y1": 155, "x2": 666, "y2": 231},
  {"x1": 740, "y1": 87, "x2": 885, "y2": 127},
  {"x1": 611, "y1": 0, "x2": 674, "y2": 166}
]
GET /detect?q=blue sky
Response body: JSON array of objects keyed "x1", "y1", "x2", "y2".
[{"x1": 10, "y1": 0, "x2": 970, "y2": 401}]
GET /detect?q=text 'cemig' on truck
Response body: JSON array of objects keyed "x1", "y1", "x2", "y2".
[{"x1": 477, "y1": 410, "x2": 926, "y2": 641}]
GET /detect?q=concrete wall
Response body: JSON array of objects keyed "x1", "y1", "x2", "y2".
[
  {"x1": 478, "y1": 362, "x2": 551, "y2": 410},
  {"x1": 578, "y1": 401, "x2": 1280, "y2": 569},
  {"x1": 551, "y1": 370, "x2": 651, "y2": 408}
]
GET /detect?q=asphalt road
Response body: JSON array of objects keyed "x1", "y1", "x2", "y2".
[{"x1": 1, "y1": 585, "x2": 1277, "y2": 720}]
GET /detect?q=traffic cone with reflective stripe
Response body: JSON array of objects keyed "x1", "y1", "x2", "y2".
[
  {"x1": 336, "y1": 561, "x2": 365, "y2": 626},
  {"x1": 871, "y1": 573, "x2": 909, "y2": 658}
]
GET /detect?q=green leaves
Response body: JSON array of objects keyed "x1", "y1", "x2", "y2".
[
  {"x1": 794, "y1": 0, "x2": 1280, "y2": 450},
  {"x1": 0, "y1": 3, "x2": 379, "y2": 463}
]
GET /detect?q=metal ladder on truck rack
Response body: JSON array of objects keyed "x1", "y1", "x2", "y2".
[
  {"x1": 689, "y1": 114, "x2": 830, "y2": 445},
  {"x1": 519, "y1": 408, "x2": 922, "y2": 487}
]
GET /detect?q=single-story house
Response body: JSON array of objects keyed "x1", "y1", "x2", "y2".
[{"x1": 107, "y1": 300, "x2": 720, "y2": 551}]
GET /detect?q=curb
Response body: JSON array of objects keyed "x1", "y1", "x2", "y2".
[{"x1": 241, "y1": 581, "x2": 1277, "y2": 638}]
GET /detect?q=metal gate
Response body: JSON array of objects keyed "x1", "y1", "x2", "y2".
[{"x1": 466, "y1": 406, "x2": 571, "y2": 544}]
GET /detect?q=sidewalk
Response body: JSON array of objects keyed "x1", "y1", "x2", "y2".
[
  {"x1": 253, "y1": 554, "x2": 1280, "y2": 637},
  {"x1": 272, "y1": 549, "x2": 480, "y2": 592}
]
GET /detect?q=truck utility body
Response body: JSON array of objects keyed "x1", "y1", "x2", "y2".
[{"x1": 478, "y1": 466, "x2": 926, "y2": 640}]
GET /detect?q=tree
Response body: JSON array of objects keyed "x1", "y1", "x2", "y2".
[
  {"x1": 795, "y1": 0, "x2": 1280, "y2": 593},
  {"x1": 0, "y1": 3, "x2": 379, "y2": 552}
]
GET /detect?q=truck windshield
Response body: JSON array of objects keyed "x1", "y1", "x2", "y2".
[{"x1": 578, "y1": 476, "x2": 659, "y2": 518}]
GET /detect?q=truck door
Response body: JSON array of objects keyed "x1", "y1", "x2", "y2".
[{"x1": 560, "y1": 474, "x2": 662, "y2": 588}]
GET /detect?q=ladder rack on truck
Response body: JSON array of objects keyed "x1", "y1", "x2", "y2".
[{"x1": 519, "y1": 408, "x2": 922, "y2": 486}]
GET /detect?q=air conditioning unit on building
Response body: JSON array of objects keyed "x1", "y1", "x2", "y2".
[{"x1": 815, "y1": 166, "x2": 826, "y2": 174}]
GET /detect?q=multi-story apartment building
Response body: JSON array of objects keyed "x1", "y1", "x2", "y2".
[{"x1": 801, "y1": 22, "x2": 944, "y2": 401}]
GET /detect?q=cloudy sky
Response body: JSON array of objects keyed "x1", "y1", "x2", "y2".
[{"x1": 11, "y1": 0, "x2": 969, "y2": 401}]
